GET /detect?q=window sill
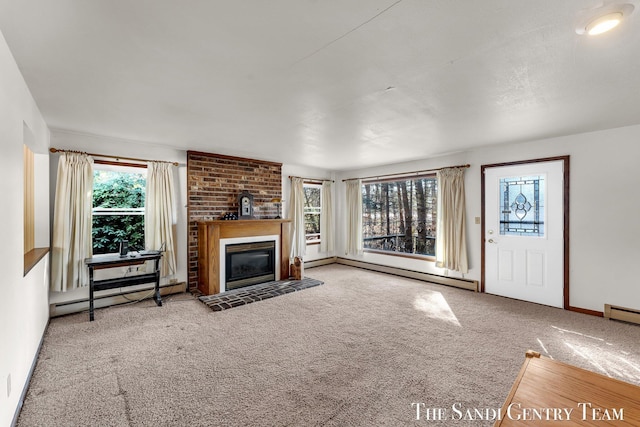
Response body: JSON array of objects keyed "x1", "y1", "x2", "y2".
[
  {"x1": 363, "y1": 248, "x2": 435, "y2": 262},
  {"x1": 24, "y1": 247, "x2": 50, "y2": 277}
]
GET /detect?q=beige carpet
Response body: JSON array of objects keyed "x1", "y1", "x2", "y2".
[{"x1": 17, "y1": 264, "x2": 640, "y2": 426}]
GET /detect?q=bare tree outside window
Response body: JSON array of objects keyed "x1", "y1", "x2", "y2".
[
  {"x1": 362, "y1": 176, "x2": 437, "y2": 256},
  {"x1": 303, "y1": 184, "x2": 321, "y2": 242}
]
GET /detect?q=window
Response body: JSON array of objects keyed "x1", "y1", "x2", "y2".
[
  {"x1": 92, "y1": 165, "x2": 146, "y2": 254},
  {"x1": 303, "y1": 183, "x2": 321, "y2": 243},
  {"x1": 362, "y1": 175, "x2": 437, "y2": 257},
  {"x1": 499, "y1": 175, "x2": 545, "y2": 237}
]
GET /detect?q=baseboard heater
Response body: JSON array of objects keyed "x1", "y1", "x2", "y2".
[
  {"x1": 335, "y1": 257, "x2": 478, "y2": 292},
  {"x1": 49, "y1": 281, "x2": 187, "y2": 317},
  {"x1": 604, "y1": 304, "x2": 640, "y2": 325},
  {"x1": 304, "y1": 256, "x2": 338, "y2": 269}
]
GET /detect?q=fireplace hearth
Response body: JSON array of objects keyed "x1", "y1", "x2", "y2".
[{"x1": 225, "y1": 241, "x2": 276, "y2": 291}]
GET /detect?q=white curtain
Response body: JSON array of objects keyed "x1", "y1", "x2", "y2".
[
  {"x1": 436, "y1": 167, "x2": 468, "y2": 274},
  {"x1": 345, "y1": 179, "x2": 363, "y2": 255},
  {"x1": 320, "y1": 181, "x2": 334, "y2": 253},
  {"x1": 51, "y1": 153, "x2": 94, "y2": 292},
  {"x1": 288, "y1": 177, "x2": 306, "y2": 259},
  {"x1": 145, "y1": 161, "x2": 177, "y2": 277}
]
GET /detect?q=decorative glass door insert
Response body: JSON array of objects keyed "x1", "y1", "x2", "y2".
[{"x1": 499, "y1": 175, "x2": 545, "y2": 237}]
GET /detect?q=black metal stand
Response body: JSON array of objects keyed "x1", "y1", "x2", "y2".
[{"x1": 85, "y1": 252, "x2": 163, "y2": 321}]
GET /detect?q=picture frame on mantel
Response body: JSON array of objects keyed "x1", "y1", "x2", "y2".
[{"x1": 238, "y1": 191, "x2": 254, "y2": 219}]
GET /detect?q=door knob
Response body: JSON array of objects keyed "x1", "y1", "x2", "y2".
[{"x1": 488, "y1": 238, "x2": 495, "y2": 243}]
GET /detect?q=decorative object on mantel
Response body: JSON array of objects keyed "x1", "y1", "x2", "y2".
[
  {"x1": 270, "y1": 197, "x2": 283, "y2": 218},
  {"x1": 221, "y1": 212, "x2": 238, "y2": 220},
  {"x1": 238, "y1": 191, "x2": 254, "y2": 219}
]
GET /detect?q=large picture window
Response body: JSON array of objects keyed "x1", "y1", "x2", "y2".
[
  {"x1": 92, "y1": 165, "x2": 146, "y2": 254},
  {"x1": 362, "y1": 175, "x2": 437, "y2": 257}
]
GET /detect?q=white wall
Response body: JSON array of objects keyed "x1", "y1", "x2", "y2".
[
  {"x1": 48, "y1": 129, "x2": 189, "y2": 306},
  {"x1": 281, "y1": 164, "x2": 336, "y2": 262},
  {"x1": 0, "y1": 30, "x2": 50, "y2": 426},
  {"x1": 335, "y1": 124, "x2": 640, "y2": 313}
]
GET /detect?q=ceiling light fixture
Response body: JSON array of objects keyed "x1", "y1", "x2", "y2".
[
  {"x1": 575, "y1": 3, "x2": 634, "y2": 35},
  {"x1": 586, "y1": 12, "x2": 623, "y2": 35}
]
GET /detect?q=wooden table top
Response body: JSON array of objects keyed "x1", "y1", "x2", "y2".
[
  {"x1": 84, "y1": 251, "x2": 161, "y2": 268},
  {"x1": 496, "y1": 351, "x2": 640, "y2": 426}
]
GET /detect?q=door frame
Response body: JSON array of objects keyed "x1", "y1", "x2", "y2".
[{"x1": 480, "y1": 155, "x2": 584, "y2": 314}]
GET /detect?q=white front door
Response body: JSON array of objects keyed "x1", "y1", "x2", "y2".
[{"x1": 484, "y1": 160, "x2": 565, "y2": 308}]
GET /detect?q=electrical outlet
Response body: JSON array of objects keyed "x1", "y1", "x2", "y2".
[
  {"x1": 475, "y1": 216, "x2": 481, "y2": 224},
  {"x1": 7, "y1": 373, "x2": 11, "y2": 398}
]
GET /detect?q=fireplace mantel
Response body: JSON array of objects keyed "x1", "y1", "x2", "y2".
[{"x1": 197, "y1": 219, "x2": 291, "y2": 295}]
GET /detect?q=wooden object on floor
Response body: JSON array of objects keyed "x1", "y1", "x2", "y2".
[
  {"x1": 495, "y1": 350, "x2": 640, "y2": 426},
  {"x1": 197, "y1": 219, "x2": 291, "y2": 295},
  {"x1": 290, "y1": 256, "x2": 303, "y2": 280}
]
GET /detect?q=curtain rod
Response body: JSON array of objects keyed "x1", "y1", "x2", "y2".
[
  {"x1": 342, "y1": 163, "x2": 470, "y2": 182},
  {"x1": 288, "y1": 175, "x2": 334, "y2": 183},
  {"x1": 49, "y1": 147, "x2": 179, "y2": 166}
]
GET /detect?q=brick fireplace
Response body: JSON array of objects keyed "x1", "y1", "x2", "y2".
[{"x1": 187, "y1": 151, "x2": 282, "y2": 290}]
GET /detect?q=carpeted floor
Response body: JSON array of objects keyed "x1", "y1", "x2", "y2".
[{"x1": 16, "y1": 264, "x2": 640, "y2": 426}]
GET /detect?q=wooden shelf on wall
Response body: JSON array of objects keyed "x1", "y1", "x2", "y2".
[
  {"x1": 24, "y1": 247, "x2": 49, "y2": 277},
  {"x1": 197, "y1": 219, "x2": 291, "y2": 295}
]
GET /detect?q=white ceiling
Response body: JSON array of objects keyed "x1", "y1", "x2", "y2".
[{"x1": 1, "y1": 0, "x2": 639, "y2": 170}]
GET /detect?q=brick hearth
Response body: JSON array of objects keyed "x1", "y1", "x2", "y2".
[{"x1": 198, "y1": 277, "x2": 323, "y2": 311}]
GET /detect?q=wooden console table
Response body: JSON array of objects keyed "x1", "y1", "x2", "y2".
[
  {"x1": 85, "y1": 252, "x2": 163, "y2": 321},
  {"x1": 496, "y1": 350, "x2": 640, "y2": 426}
]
